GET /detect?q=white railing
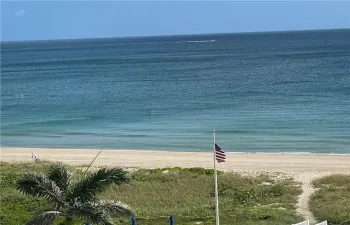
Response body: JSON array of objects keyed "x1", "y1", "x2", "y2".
[
  {"x1": 315, "y1": 221, "x2": 327, "y2": 225},
  {"x1": 292, "y1": 221, "x2": 309, "y2": 225},
  {"x1": 292, "y1": 220, "x2": 327, "y2": 225}
]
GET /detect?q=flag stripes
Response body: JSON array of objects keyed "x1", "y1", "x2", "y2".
[{"x1": 215, "y1": 143, "x2": 226, "y2": 163}]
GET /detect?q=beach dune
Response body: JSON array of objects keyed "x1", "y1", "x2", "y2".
[{"x1": 2, "y1": 147, "x2": 350, "y2": 222}]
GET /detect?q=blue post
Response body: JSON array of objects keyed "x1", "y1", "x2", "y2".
[
  {"x1": 131, "y1": 216, "x2": 136, "y2": 225},
  {"x1": 169, "y1": 216, "x2": 174, "y2": 225}
]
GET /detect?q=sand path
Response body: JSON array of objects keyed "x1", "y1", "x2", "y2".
[{"x1": 293, "y1": 172, "x2": 324, "y2": 224}]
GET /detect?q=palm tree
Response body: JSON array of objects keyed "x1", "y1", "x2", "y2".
[{"x1": 16, "y1": 162, "x2": 133, "y2": 225}]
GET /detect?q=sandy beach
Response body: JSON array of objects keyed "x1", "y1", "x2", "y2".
[{"x1": 1, "y1": 147, "x2": 350, "y2": 173}]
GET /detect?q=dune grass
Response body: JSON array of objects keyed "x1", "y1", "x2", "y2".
[
  {"x1": 0, "y1": 162, "x2": 52, "y2": 225},
  {"x1": 0, "y1": 162, "x2": 303, "y2": 225},
  {"x1": 101, "y1": 167, "x2": 303, "y2": 225},
  {"x1": 310, "y1": 174, "x2": 350, "y2": 225}
]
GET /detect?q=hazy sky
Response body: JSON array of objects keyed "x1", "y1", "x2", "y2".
[{"x1": 1, "y1": 1, "x2": 350, "y2": 41}]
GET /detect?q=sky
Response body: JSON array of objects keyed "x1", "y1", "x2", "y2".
[{"x1": 1, "y1": 1, "x2": 350, "y2": 41}]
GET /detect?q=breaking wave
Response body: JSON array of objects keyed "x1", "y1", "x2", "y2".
[{"x1": 176, "y1": 40, "x2": 216, "y2": 43}]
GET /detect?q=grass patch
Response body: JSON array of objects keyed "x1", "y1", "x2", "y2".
[
  {"x1": 0, "y1": 163, "x2": 303, "y2": 225},
  {"x1": 100, "y1": 168, "x2": 302, "y2": 225},
  {"x1": 0, "y1": 162, "x2": 52, "y2": 225},
  {"x1": 310, "y1": 174, "x2": 350, "y2": 225}
]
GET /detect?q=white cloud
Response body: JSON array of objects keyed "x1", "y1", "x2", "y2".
[{"x1": 15, "y1": 9, "x2": 25, "y2": 17}]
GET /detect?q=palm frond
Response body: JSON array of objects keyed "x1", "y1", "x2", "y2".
[
  {"x1": 98, "y1": 200, "x2": 133, "y2": 217},
  {"x1": 68, "y1": 201, "x2": 114, "y2": 225},
  {"x1": 70, "y1": 167, "x2": 130, "y2": 202},
  {"x1": 16, "y1": 173, "x2": 64, "y2": 208},
  {"x1": 26, "y1": 210, "x2": 61, "y2": 225},
  {"x1": 47, "y1": 162, "x2": 72, "y2": 193}
]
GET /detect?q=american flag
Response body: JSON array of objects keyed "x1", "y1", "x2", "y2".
[{"x1": 215, "y1": 143, "x2": 226, "y2": 163}]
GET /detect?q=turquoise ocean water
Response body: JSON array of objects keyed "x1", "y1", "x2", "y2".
[{"x1": 1, "y1": 29, "x2": 350, "y2": 153}]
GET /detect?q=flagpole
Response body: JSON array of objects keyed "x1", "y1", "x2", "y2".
[{"x1": 213, "y1": 130, "x2": 220, "y2": 225}]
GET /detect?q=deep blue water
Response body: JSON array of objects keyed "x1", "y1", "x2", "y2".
[{"x1": 1, "y1": 29, "x2": 350, "y2": 153}]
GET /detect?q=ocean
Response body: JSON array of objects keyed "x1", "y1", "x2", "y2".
[{"x1": 1, "y1": 29, "x2": 350, "y2": 153}]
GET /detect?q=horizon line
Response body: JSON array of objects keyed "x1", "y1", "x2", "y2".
[{"x1": 1, "y1": 27, "x2": 349, "y2": 43}]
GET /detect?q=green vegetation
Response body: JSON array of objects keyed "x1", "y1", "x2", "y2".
[
  {"x1": 1, "y1": 162, "x2": 53, "y2": 225},
  {"x1": 310, "y1": 174, "x2": 350, "y2": 225},
  {"x1": 1, "y1": 162, "x2": 303, "y2": 225},
  {"x1": 16, "y1": 162, "x2": 132, "y2": 225},
  {"x1": 1, "y1": 162, "x2": 131, "y2": 225}
]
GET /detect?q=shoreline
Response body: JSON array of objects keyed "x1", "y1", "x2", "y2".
[
  {"x1": 1, "y1": 146, "x2": 350, "y2": 155},
  {"x1": 1, "y1": 147, "x2": 350, "y2": 174}
]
